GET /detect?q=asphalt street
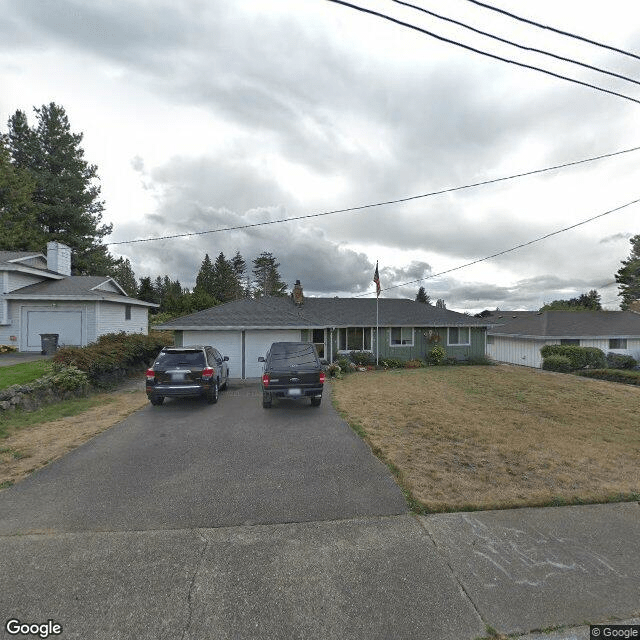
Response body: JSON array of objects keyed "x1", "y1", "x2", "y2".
[{"x1": 1, "y1": 381, "x2": 639, "y2": 639}]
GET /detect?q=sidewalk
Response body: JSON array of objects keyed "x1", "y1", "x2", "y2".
[{"x1": 1, "y1": 502, "x2": 638, "y2": 639}]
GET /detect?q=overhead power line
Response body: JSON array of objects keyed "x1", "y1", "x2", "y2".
[
  {"x1": 390, "y1": 0, "x2": 640, "y2": 87},
  {"x1": 465, "y1": 0, "x2": 640, "y2": 62},
  {"x1": 107, "y1": 144, "x2": 640, "y2": 246},
  {"x1": 360, "y1": 196, "x2": 640, "y2": 297},
  {"x1": 323, "y1": 0, "x2": 640, "y2": 105}
]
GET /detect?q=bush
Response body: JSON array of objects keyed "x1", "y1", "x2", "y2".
[
  {"x1": 542, "y1": 355, "x2": 572, "y2": 373},
  {"x1": 45, "y1": 364, "x2": 90, "y2": 392},
  {"x1": 0, "y1": 345, "x2": 18, "y2": 354},
  {"x1": 465, "y1": 355, "x2": 494, "y2": 366},
  {"x1": 427, "y1": 345, "x2": 446, "y2": 365},
  {"x1": 380, "y1": 358, "x2": 404, "y2": 369},
  {"x1": 404, "y1": 359, "x2": 424, "y2": 368},
  {"x1": 539, "y1": 345, "x2": 605, "y2": 370},
  {"x1": 606, "y1": 352, "x2": 638, "y2": 370},
  {"x1": 576, "y1": 369, "x2": 640, "y2": 386},
  {"x1": 52, "y1": 331, "x2": 172, "y2": 384},
  {"x1": 350, "y1": 351, "x2": 375, "y2": 366}
]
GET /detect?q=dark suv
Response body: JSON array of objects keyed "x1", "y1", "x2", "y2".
[
  {"x1": 146, "y1": 345, "x2": 229, "y2": 406},
  {"x1": 258, "y1": 342, "x2": 325, "y2": 408}
]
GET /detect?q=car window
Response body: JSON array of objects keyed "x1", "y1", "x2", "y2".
[
  {"x1": 212, "y1": 349, "x2": 222, "y2": 362},
  {"x1": 269, "y1": 344, "x2": 318, "y2": 367},
  {"x1": 156, "y1": 350, "x2": 206, "y2": 367}
]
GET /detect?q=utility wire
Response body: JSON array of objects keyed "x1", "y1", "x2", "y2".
[
  {"x1": 107, "y1": 144, "x2": 640, "y2": 246},
  {"x1": 358, "y1": 196, "x2": 640, "y2": 297},
  {"x1": 390, "y1": 0, "x2": 640, "y2": 87},
  {"x1": 324, "y1": 0, "x2": 640, "y2": 105},
  {"x1": 465, "y1": 0, "x2": 640, "y2": 62}
]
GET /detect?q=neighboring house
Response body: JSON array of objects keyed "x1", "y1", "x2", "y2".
[
  {"x1": 1, "y1": 242, "x2": 157, "y2": 352},
  {"x1": 486, "y1": 310, "x2": 640, "y2": 368},
  {"x1": 158, "y1": 281, "x2": 489, "y2": 379}
]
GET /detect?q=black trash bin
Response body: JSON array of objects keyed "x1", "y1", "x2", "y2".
[{"x1": 40, "y1": 333, "x2": 59, "y2": 355}]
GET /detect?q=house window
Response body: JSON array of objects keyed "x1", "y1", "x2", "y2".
[
  {"x1": 448, "y1": 327, "x2": 470, "y2": 346},
  {"x1": 487, "y1": 335, "x2": 494, "y2": 345},
  {"x1": 390, "y1": 327, "x2": 413, "y2": 346},
  {"x1": 125, "y1": 304, "x2": 132, "y2": 320},
  {"x1": 560, "y1": 339, "x2": 580, "y2": 345},
  {"x1": 338, "y1": 328, "x2": 372, "y2": 351},
  {"x1": 312, "y1": 328, "x2": 325, "y2": 358},
  {"x1": 609, "y1": 338, "x2": 627, "y2": 349}
]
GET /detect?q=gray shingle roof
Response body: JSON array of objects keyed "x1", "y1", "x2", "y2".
[
  {"x1": 0, "y1": 251, "x2": 43, "y2": 263},
  {"x1": 487, "y1": 310, "x2": 640, "y2": 338},
  {"x1": 159, "y1": 296, "x2": 489, "y2": 329}
]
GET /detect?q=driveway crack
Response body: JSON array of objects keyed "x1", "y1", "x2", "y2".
[{"x1": 181, "y1": 528, "x2": 208, "y2": 640}]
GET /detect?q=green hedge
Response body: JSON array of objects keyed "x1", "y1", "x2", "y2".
[
  {"x1": 540, "y1": 345, "x2": 606, "y2": 370},
  {"x1": 542, "y1": 355, "x2": 572, "y2": 373},
  {"x1": 575, "y1": 369, "x2": 640, "y2": 386},
  {"x1": 52, "y1": 331, "x2": 173, "y2": 384},
  {"x1": 606, "y1": 352, "x2": 638, "y2": 369}
]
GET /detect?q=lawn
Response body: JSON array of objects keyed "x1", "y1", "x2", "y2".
[
  {"x1": 331, "y1": 365, "x2": 640, "y2": 513},
  {"x1": 0, "y1": 360, "x2": 52, "y2": 390}
]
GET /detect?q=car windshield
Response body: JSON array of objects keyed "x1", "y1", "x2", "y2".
[
  {"x1": 269, "y1": 344, "x2": 318, "y2": 367},
  {"x1": 155, "y1": 351, "x2": 205, "y2": 367}
]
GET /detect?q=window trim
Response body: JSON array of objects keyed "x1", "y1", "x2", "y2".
[
  {"x1": 447, "y1": 326, "x2": 471, "y2": 346},
  {"x1": 389, "y1": 327, "x2": 414, "y2": 347},
  {"x1": 609, "y1": 338, "x2": 628, "y2": 349},
  {"x1": 337, "y1": 327, "x2": 372, "y2": 352},
  {"x1": 125, "y1": 304, "x2": 132, "y2": 320}
]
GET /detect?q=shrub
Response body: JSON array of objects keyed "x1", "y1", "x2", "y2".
[
  {"x1": 380, "y1": 358, "x2": 404, "y2": 369},
  {"x1": 350, "y1": 351, "x2": 375, "y2": 366},
  {"x1": 0, "y1": 345, "x2": 18, "y2": 354},
  {"x1": 427, "y1": 345, "x2": 446, "y2": 365},
  {"x1": 404, "y1": 359, "x2": 424, "y2": 368},
  {"x1": 465, "y1": 355, "x2": 494, "y2": 366},
  {"x1": 606, "y1": 352, "x2": 637, "y2": 370},
  {"x1": 327, "y1": 362, "x2": 342, "y2": 377},
  {"x1": 45, "y1": 364, "x2": 90, "y2": 392},
  {"x1": 576, "y1": 369, "x2": 640, "y2": 386},
  {"x1": 539, "y1": 345, "x2": 605, "y2": 370},
  {"x1": 542, "y1": 355, "x2": 572, "y2": 373}
]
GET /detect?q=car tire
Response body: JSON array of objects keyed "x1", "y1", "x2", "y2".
[
  {"x1": 150, "y1": 395, "x2": 164, "y2": 406},
  {"x1": 262, "y1": 392, "x2": 272, "y2": 409},
  {"x1": 310, "y1": 397, "x2": 321, "y2": 407},
  {"x1": 207, "y1": 381, "x2": 219, "y2": 404}
]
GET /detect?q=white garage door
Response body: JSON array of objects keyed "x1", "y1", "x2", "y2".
[
  {"x1": 183, "y1": 330, "x2": 242, "y2": 379},
  {"x1": 25, "y1": 310, "x2": 83, "y2": 350},
  {"x1": 245, "y1": 330, "x2": 302, "y2": 379}
]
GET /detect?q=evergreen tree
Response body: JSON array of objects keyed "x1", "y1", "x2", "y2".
[
  {"x1": 615, "y1": 235, "x2": 640, "y2": 310},
  {"x1": 212, "y1": 252, "x2": 237, "y2": 304},
  {"x1": 137, "y1": 276, "x2": 158, "y2": 305},
  {"x1": 415, "y1": 286, "x2": 431, "y2": 304},
  {"x1": 0, "y1": 137, "x2": 42, "y2": 250},
  {"x1": 231, "y1": 250, "x2": 249, "y2": 299},
  {"x1": 252, "y1": 252, "x2": 287, "y2": 297},
  {"x1": 194, "y1": 253, "x2": 216, "y2": 298},
  {"x1": 540, "y1": 289, "x2": 602, "y2": 311},
  {"x1": 110, "y1": 257, "x2": 138, "y2": 297},
  {"x1": 6, "y1": 103, "x2": 113, "y2": 274},
  {"x1": 436, "y1": 299, "x2": 447, "y2": 309}
]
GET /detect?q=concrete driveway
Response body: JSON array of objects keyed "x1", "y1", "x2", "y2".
[{"x1": 1, "y1": 381, "x2": 639, "y2": 639}]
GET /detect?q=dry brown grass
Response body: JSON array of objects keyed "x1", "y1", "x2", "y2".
[
  {"x1": 0, "y1": 389, "x2": 148, "y2": 488},
  {"x1": 331, "y1": 365, "x2": 640, "y2": 512}
]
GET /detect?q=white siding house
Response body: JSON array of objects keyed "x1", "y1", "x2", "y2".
[
  {"x1": 1, "y1": 243, "x2": 157, "y2": 352},
  {"x1": 487, "y1": 310, "x2": 640, "y2": 368}
]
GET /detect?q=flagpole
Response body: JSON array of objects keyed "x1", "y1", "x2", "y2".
[{"x1": 376, "y1": 294, "x2": 379, "y2": 366}]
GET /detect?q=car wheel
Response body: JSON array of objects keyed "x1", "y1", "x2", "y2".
[
  {"x1": 310, "y1": 397, "x2": 321, "y2": 407},
  {"x1": 150, "y1": 395, "x2": 164, "y2": 406},
  {"x1": 262, "y1": 392, "x2": 272, "y2": 409},
  {"x1": 207, "y1": 380, "x2": 219, "y2": 404}
]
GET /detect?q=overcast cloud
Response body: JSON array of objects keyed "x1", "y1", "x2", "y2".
[{"x1": 2, "y1": 0, "x2": 640, "y2": 311}]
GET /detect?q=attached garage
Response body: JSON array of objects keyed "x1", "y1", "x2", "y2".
[
  {"x1": 181, "y1": 330, "x2": 242, "y2": 378},
  {"x1": 245, "y1": 329, "x2": 301, "y2": 379},
  {"x1": 21, "y1": 307, "x2": 86, "y2": 351}
]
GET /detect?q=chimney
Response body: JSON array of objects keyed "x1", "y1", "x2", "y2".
[
  {"x1": 292, "y1": 280, "x2": 304, "y2": 306},
  {"x1": 47, "y1": 241, "x2": 72, "y2": 276},
  {"x1": 630, "y1": 300, "x2": 640, "y2": 314}
]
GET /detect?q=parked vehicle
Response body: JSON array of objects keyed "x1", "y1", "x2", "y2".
[
  {"x1": 146, "y1": 345, "x2": 229, "y2": 406},
  {"x1": 258, "y1": 342, "x2": 326, "y2": 408}
]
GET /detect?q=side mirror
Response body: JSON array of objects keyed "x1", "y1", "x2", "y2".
[
  {"x1": 258, "y1": 356, "x2": 265, "y2": 362},
  {"x1": 223, "y1": 356, "x2": 229, "y2": 361}
]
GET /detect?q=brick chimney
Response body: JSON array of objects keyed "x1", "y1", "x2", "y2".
[
  {"x1": 630, "y1": 300, "x2": 640, "y2": 314},
  {"x1": 292, "y1": 280, "x2": 304, "y2": 306},
  {"x1": 47, "y1": 241, "x2": 72, "y2": 276}
]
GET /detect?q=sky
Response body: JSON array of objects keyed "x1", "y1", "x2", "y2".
[{"x1": 2, "y1": 0, "x2": 640, "y2": 312}]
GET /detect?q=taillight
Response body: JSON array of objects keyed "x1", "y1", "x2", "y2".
[
  {"x1": 145, "y1": 368, "x2": 155, "y2": 382},
  {"x1": 202, "y1": 367, "x2": 214, "y2": 380},
  {"x1": 262, "y1": 373, "x2": 270, "y2": 387},
  {"x1": 319, "y1": 371, "x2": 326, "y2": 384}
]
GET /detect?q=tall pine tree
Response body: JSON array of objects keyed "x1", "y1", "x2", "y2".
[
  {"x1": 212, "y1": 252, "x2": 237, "y2": 304},
  {"x1": 231, "y1": 250, "x2": 249, "y2": 299},
  {"x1": 252, "y1": 252, "x2": 287, "y2": 297},
  {"x1": 615, "y1": 235, "x2": 640, "y2": 310},
  {"x1": 6, "y1": 103, "x2": 113, "y2": 274},
  {"x1": 194, "y1": 253, "x2": 216, "y2": 299}
]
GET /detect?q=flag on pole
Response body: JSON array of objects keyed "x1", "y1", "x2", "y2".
[{"x1": 373, "y1": 261, "x2": 380, "y2": 297}]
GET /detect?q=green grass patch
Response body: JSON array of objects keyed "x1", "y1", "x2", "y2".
[
  {"x1": 0, "y1": 395, "x2": 115, "y2": 439},
  {"x1": 0, "y1": 360, "x2": 52, "y2": 390}
]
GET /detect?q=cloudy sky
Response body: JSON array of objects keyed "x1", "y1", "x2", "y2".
[{"x1": 2, "y1": 0, "x2": 640, "y2": 312}]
